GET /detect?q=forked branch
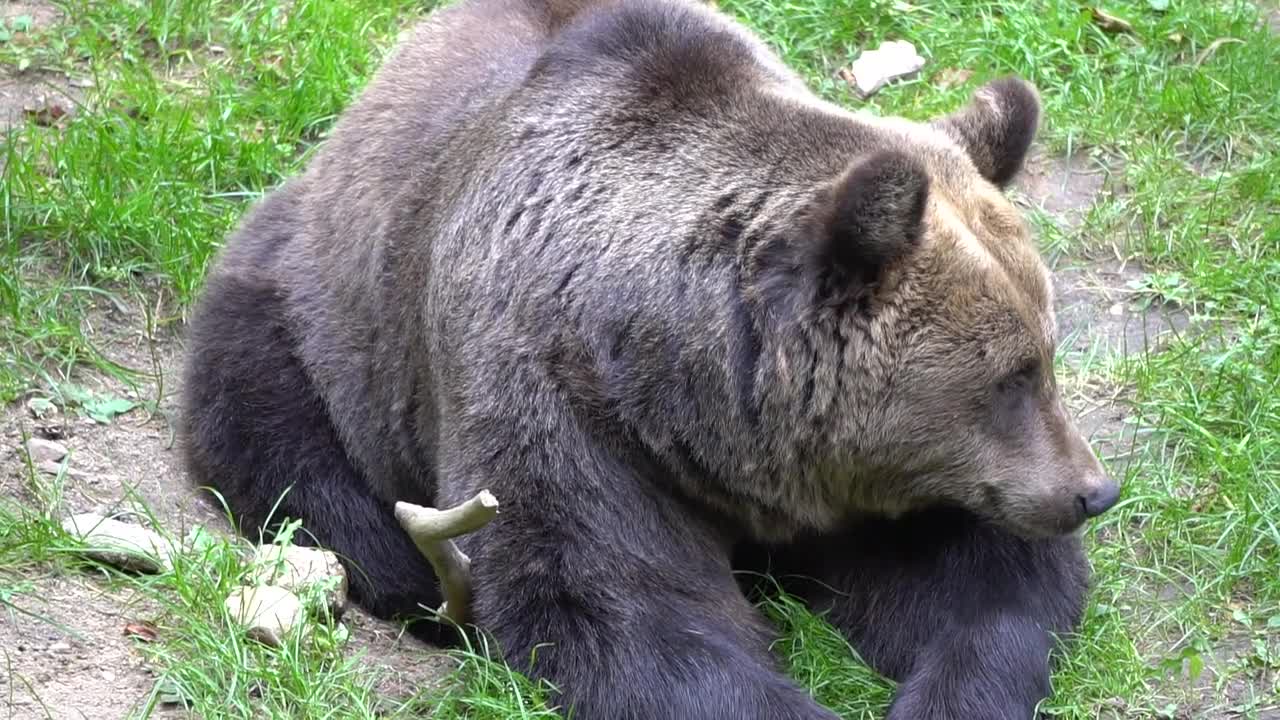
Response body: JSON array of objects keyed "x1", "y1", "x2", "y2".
[{"x1": 394, "y1": 490, "x2": 500, "y2": 626}]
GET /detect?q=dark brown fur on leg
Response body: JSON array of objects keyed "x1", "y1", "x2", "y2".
[
  {"x1": 740, "y1": 508, "x2": 1089, "y2": 719},
  {"x1": 179, "y1": 185, "x2": 450, "y2": 642}
]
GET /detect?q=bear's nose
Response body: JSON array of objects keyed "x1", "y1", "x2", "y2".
[{"x1": 1078, "y1": 481, "x2": 1120, "y2": 518}]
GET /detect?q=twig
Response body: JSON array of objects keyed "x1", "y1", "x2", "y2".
[{"x1": 394, "y1": 490, "x2": 499, "y2": 625}]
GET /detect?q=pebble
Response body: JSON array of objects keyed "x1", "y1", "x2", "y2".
[
  {"x1": 23, "y1": 437, "x2": 68, "y2": 464},
  {"x1": 49, "y1": 641, "x2": 71, "y2": 653},
  {"x1": 60, "y1": 513, "x2": 174, "y2": 573},
  {"x1": 249, "y1": 545, "x2": 348, "y2": 618},
  {"x1": 37, "y1": 459, "x2": 93, "y2": 479},
  {"x1": 845, "y1": 40, "x2": 927, "y2": 99},
  {"x1": 225, "y1": 585, "x2": 308, "y2": 647}
]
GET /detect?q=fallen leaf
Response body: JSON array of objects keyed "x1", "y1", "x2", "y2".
[
  {"x1": 1193, "y1": 37, "x2": 1244, "y2": 66},
  {"x1": 152, "y1": 677, "x2": 186, "y2": 706},
  {"x1": 935, "y1": 67, "x2": 973, "y2": 90},
  {"x1": 53, "y1": 382, "x2": 137, "y2": 424},
  {"x1": 1167, "y1": 32, "x2": 1184, "y2": 44},
  {"x1": 1147, "y1": 0, "x2": 1170, "y2": 10},
  {"x1": 84, "y1": 396, "x2": 136, "y2": 424},
  {"x1": 123, "y1": 622, "x2": 159, "y2": 642},
  {"x1": 23, "y1": 98, "x2": 69, "y2": 127},
  {"x1": 1090, "y1": 7, "x2": 1134, "y2": 33},
  {"x1": 25, "y1": 397, "x2": 57, "y2": 419}
]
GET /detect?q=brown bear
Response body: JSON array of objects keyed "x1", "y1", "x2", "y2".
[{"x1": 179, "y1": 0, "x2": 1120, "y2": 717}]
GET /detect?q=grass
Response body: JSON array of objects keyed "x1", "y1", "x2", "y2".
[{"x1": 2, "y1": 0, "x2": 1278, "y2": 717}]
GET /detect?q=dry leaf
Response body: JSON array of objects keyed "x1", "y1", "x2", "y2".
[
  {"x1": 1090, "y1": 8, "x2": 1134, "y2": 34},
  {"x1": 23, "y1": 98, "x2": 69, "y2": 127},
  {"x1": 1193, "y1": 37, "x2": 1243, "y2": 66},
  {"x1": 935, "y1": 67, "x2": 973, "y2": 90},
  {"x1": 123, "y1": 622, "x2": 159, "y2": 642}
]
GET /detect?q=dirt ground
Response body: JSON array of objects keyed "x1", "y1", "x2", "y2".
[
  {"x1": 0, "y1": 2, "x2": 79, "y2": 133},
  {"x1": 0, "y1": 307, "x2": 458, "y2": 718}
]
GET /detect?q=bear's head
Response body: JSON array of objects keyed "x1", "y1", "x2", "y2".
[{"x1": 756, "y1": 77, "x2": 1118, "y2": 539}]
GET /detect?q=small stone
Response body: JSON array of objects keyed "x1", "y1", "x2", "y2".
[
  {"x1": 23, "y1": 437, "x2": 67, "y2": 464},
  {"x1": 61, "y1": 513, "x2": 174, "y2": 573},
  {"x1": 843, "y1": 40, "x2": 926, "y2": 99},
  {"x1": 1108, "y1": 302, "x2": 1125, "y2": 316},
  {"x1": 37, "y1": 459, "x2": 92, "y2": 479},
  {"x1": 249, "y1": 545, "x2": 348, "y2": 618},
  {"x1": 49, "y1": 641, "x2": 71, "y2": 653},
  {"x1": 225, "y1": 585, "x2": 308, "y2": 647},
  {"x1": 100, "y1": 670, "x2": 116, "y2": 682}
]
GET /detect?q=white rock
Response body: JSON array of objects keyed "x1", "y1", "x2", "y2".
[
  {"x1": 249, "y1": 545, "x2": 348, "y2": 617},
  {"x1": 847, "y1": 40, "x2": 926, "y2": 98},
  {"x1": 60, "y1": 513, "x2": 173, "y2": 573},
  {"x1": 37, "y1": 459, "x2": 92, "y2": 479},
  {"x1": 225, "y1": 585, "x2": 307, "y2": 647},
  {"x1": 23, "y1": 437, "x2": 67, "y2": 464}
]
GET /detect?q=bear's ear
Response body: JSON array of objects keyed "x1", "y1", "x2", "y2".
[
  {"x1": 933, "y1": 76, "x2": 1040, "y2": 187},
  {"x1": 811, "y1": 148, "x2": 929, "y2": 297}
]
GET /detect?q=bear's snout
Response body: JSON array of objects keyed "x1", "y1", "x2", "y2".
[{"x1": 1077, "y1": 479, "x2": 1120, "y2": 519}]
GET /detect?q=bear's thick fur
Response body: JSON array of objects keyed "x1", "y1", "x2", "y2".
[{"x1": 180, "y1": 0, "x2": 1118, "y2": 717}]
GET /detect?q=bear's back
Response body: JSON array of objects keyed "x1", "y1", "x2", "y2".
[{"x1": 272, "y1": 0, "x2": 860, "y2": 504}]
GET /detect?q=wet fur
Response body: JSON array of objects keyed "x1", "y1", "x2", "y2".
[{"x1": 182, "y1": 0, "x2": 1096, "y2": 717}]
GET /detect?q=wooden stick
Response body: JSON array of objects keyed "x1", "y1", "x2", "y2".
[{"x1": 394, "y1": 490, "x2": 499, "y2": 625}]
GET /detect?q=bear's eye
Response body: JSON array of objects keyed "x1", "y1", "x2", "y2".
[
  {"x1": 990, "y1": 358, "x2": 1040, "y2": 434},
  {"x1": 996, "y1": 359, "x2": 1039, "y2": 395}
]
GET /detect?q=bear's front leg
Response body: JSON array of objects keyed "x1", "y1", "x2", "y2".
[
  {"x1": 880, "y1": 612, "x2": 1061, "y2": 720},
  {"x1": 758, "y1": 507, "x2": 1089, "y2": 720},
  {"x1": 449, "y1": 459, "x2": 839, "y2": 720}
]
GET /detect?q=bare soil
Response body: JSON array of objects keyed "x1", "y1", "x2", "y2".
[
  {"x1": 1, "y1": 302, "x2": 457, "y2": 718},
  {"x1": 0, "y1": 1, "x2": 81, "y2": 133}
]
